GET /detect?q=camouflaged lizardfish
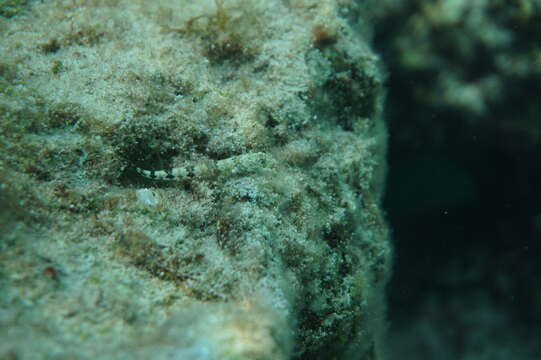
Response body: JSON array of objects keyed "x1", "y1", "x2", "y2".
[{"x1": 136, "y1": 152, "x2": 276, "y2": 181}]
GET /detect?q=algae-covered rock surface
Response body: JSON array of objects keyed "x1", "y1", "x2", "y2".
[{"x1": 0, "y1": 1, "x2": 390, "y2": 359}]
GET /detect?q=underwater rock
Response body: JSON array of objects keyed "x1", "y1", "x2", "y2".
[{"x1": 0, "y1": 0, "x2": 390, "y2": 359}]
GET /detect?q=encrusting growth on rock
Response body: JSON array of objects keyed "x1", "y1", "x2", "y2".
[{"x1": 0, "y1": 0, "x2": 391, "y2": 359}]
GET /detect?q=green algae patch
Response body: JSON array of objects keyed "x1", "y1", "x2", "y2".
[{"x1": 0, "y1": 0, "x2": 29, "y2": 18}]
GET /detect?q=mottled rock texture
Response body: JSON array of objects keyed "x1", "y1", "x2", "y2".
[{"x1": 0, "y1": 1, "x2": 390, "y2": 359}]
